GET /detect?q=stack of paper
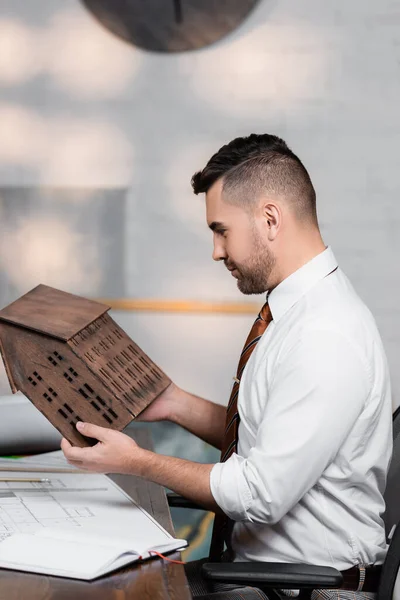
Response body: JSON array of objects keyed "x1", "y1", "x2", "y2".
[
  {"x1": 0, "y1": 467, "x2": 187, "y2": 579},
  {"x1": 0, "y1": 450, "x2": 82, "y2": 472}
]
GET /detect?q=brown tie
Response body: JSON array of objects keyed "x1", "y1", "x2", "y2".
[{"x1": 209, "y1": 301, "x2": 273, "y2": 560}]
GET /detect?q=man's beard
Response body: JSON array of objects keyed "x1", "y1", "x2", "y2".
[{"x1": 226, "y1": 236, "x2": 276, "y2": 295}]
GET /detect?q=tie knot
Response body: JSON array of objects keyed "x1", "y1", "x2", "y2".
[{"x1": 259, "y1": 302, "x2": 272, "y2": 323}]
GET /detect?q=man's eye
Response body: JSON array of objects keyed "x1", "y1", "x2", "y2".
[{"x1": 217, "y1": 230, "x2": 227, "y2": 237}]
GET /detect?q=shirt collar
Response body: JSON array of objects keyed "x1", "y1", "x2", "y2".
[{"x1": 267, "y1": 247, "x2": 338, "y2": 323}]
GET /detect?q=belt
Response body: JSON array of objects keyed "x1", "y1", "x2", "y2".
[{"x1": 340, "y1": 564, "x2": 382, "y2": 592}]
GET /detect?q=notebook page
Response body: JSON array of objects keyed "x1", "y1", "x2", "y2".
[
  {"x1": 67, "y1": 520, "x2": 187, "y2": 555},
  {"x1": 0, "y1": 533, "x2": 137, "y2": 579},
  {"x1": 0, "y1": 471, "x2": 178, "y2": 546},
  {"x1": 0, "y1": 471, "x2": 187, "y2": 563}
]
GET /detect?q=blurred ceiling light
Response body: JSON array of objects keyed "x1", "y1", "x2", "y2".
[
  {"x1": 0, "y1": 104, "x2": 46, "y2": 164},
  {"x1": 44, "y1": 8, "x2": 140, "y2": 99},
  {"x1": 187, "y1": 23, "x2": 329, "y2": 114},
  {"x1": 43, "y1": 118, "x2": 134, "y2": 186},
  {"x1": 0, "y1": 104, "x2": 133, "y2": 186},
  {"x1": 0, "y1": 9, "x2": 140, "y2": 98},
  {"x1": 0, "y1": 19, "x2": 40, "y2": 84},
  {"x1": 0, "y1": 217, "x2": 101, "y2": 295}
]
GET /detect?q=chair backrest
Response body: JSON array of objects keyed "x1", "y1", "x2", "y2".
[
  {"x1": 383, "y1": 406, "x2": 400, "y2": 536},
  {"x1": 378, "y1": 514, "x2": 400, "y2": 599},
  {"x1": 377, "y1": 407, "x2": 400, "y2": 599}
]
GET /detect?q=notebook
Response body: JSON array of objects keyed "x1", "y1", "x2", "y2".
[
  {"x1": 0, "y1": 527, "x2": 187, "y2": 580},
  {"x1": 0, "y1": 470, "x2": 187, "y2": 580}
]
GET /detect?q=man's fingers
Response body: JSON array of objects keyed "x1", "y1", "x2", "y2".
[
  {"x1": 61, "y1": 437, "x2": 83, "y2": 463},
  {"x1": 67, "y1": 458, "x2": 86, "y2": 467},
  {"x1": 62, "y1": 444, "x2": 89, "y2": 462},
  {"x1": 60, "y1": 437, "x2": 72, "y2": 452},
  {"x1": 76, "y1": 421, "x2": 109, "y2": 442},
  {"x1": 61, "y1": 434, "x2": 96, "y2": 462}
]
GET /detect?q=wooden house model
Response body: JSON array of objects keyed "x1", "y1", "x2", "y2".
[{"x1": 0, "y1": 285, "x2": 171, "y2": 447}]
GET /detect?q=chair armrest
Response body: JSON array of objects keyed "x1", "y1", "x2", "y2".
[
  {"x1": 201, "y1": 562, "x2": 343, "y2": 589},
  {"x1": 167, "y1": 492, "x2": 205, "y2": 510}
]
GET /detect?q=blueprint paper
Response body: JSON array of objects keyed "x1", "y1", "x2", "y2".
[{"x1": 0, "y1": 471, "x2": 174, "y2": 551}]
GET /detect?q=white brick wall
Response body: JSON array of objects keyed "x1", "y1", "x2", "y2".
[{"x1": 0, "y1": 0, "x2": 399, "y2": 407}]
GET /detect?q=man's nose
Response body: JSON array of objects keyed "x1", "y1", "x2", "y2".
[{"x1": 212, "y1": 238, "x2": 226, "y2": 262}]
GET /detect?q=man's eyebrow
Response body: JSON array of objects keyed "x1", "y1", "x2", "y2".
[{"x1": 209, "y1": 221, "x2": 226, "y2": 232}]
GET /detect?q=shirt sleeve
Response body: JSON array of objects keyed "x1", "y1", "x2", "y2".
[{"x1": 209, "y1": 329, "x2": 371, "y2": 524}]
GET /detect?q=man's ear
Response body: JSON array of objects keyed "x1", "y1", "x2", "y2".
[{"x1": 263, "y1": 202, "x2": 280, "y2": 241}]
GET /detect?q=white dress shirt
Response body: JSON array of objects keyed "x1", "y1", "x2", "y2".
[{"x1": 210, "y1": 247, "x2": 393, "y2": 570}]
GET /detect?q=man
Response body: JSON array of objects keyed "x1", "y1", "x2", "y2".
[{"x1": 62, "y1": 134, "x2": 393, "y2": 600}]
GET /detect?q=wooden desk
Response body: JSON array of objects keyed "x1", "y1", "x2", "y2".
[{"x1": 0, "y1": 429, "x2": 192, "y2": 600}]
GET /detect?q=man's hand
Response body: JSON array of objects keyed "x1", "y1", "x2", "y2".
[
  {"x1": 61, "y1": 421, "x2": 219, "y2": 512},
  {"x1": 137, "y1": 383, "x2": 226, "y2": 450},
  {"x1": 135, "y1": 382, "x2": 178, "y2": 422},
  {"x1": 61, "y1": 422, "x2": 143, "y2": 474}
]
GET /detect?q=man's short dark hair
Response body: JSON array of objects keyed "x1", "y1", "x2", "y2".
[{"x1": 191, "y1": 133, "x2": 317, "y2": 223}]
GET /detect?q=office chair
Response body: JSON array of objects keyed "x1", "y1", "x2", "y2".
[{"x1": 168, "y1": 406, "x2": 400, "y2": 599}]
